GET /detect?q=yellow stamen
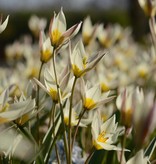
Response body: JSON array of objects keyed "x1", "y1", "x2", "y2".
[
  {"x1": 101, "y1": 114, "x2": 108, "y2": 122},
  {"x1": 123, "y1": 108, "x2": 132, "y2": 128},
  {"x1": 93, "y1": 131, "x2": 108, "y2": 150},
  {"x1": 72, "y1": 64, "x2": 83, "y2": 77},
  {"x1": 41, "y1": 49, "x2": 52, "y2": 63},
  {"x1": 83, "y1": 33, "x2": 92, "y2": 46},
  {"x1": 64, "y1": 116, "x2": 69, "y2": 126},
  {"x1": 97, "y1": 131, "x2": 108, "y2": 143},
  {"x1": 28, "y1": 68, "x2": 38, "y2": 78},
  {"x1": 51, "y1": 29, "x2": 64, "y2": 47},
  {"x1": 84, "y1": 98, "x2": 96, "y2": 110},
  {"x1": 49, "y1": 88, "x2": 58, "y2": 102},
  {"x1": 101, "y1": 83, "x2": 110, "y2": 92},
  {"x1": 138, "y1": 69, "x2": 148, "y2": 78}
]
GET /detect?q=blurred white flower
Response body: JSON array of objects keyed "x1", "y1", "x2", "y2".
[
  {"x1": 28, "y1": 15, "x2": 47, "y2": 37},
  {"x1": 116, "y1": 86, "x2": 135, "y2": 128},
  {"x1": 82, "y1": 16, "x2": 97, "y2": 46},
  {"x1": 126, "y1": 150, "x2": 149, "y2": 164},
  {"x1": 133, "y1": 88, "x2": 156, "y2": 147},
  {"x1": 138, "y1": 0, "x2": 156, "y2": 16},
  {"x1": 0, "y1": 88, "x2": 35, "y2": 125}
]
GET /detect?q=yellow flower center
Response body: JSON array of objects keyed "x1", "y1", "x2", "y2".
[
  {"x1": 93, "y1": 131, "x2": 108, "y2": 150},
  {"x1": 64, "y1": 112, "x2": 77, "y2": 126},
  {"x1": 97, "y1": 131, "x2": 108, "y2": 143},
  {"x1": 49, "y1": 88, "x2": 58, "y2": 102},
  {"x1": 138, "y1": 68, "x2": 148, "y2": 78},
  {"x1": 72, "y1": 64, "x2": 83, "y2": 77},
  {"x1": 100, "y1": 38, "x2": 112, "y2": 48},
  {"x1": 64, "y1": 116, "x2": 69, "y2": 126},
  {"x1": 51, "y1": 29, "x2": 64, "y2": 47},
  {"x1": 122, "y1": 108, "x2": 132, "y2": 128},
  {"x1": 84, "y1": 98, "x2": 96, "y2": 110},
  {"x1": 41, "y1": 49, "x2": 52, "y2": 63},
  {"x1": 101, "y1": 83, "x2": 110, "y2": 92},
  {"x1": 28, "y1": 68, "x2": 38, "y2": 78},
  {"x1": 83, "y1": 33, "x2": 92, "y2": 46},
  {"x1": 72, "y1": 57, "x2": 87, "y2": 78},
  {"x1": 101, "y1": 114, "x2": 108, "y2": 122}
]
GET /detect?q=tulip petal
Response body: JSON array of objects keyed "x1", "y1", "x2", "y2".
[{"x1": 0, "y1": 15, "x2": 9, "y2": 34}]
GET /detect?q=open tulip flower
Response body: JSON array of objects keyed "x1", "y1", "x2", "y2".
[
  {"x1": 0, "y1": 15, "x2": 9, "y2": 34},
  {"x1": 80, "y1": 79, "x2": 115, "y2": 111},
  {"x1": 0, "y1": 88, "x2": 35, "y2": 125},
  {"x1": 34, "y1": 63, "x2": 71, "y2": 103},
  {"x1": 70, "y1": 40, "x2": 106, "y2": 78},
  {"x1": 91, "y1": 112, "x2": 121, "y2": 151},
  {"x1": 49, "y1": 8, "x2": 81, "y2": 48}
]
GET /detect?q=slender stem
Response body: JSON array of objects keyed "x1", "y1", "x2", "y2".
[
  {"x1": 120, "y1": 128, "x2": 127, "y2": 164},
  {"x1": 36, "y1": 62, "x2": 44, "y2": 145},
  {"x1": 48, "y1": 103, "x2": 56, "y2": 128},
  {"x1": 44, "y1": 128, "x2": 60, "y2": 164},
  {"x1": 85, "y1": 147, "x2": 95, "y2": 164},
  {"x1": 72, "y1": 108, "x2": 87, "y2": 149},
  {"x1": 55, "y1": 145, "x2": 61, "y2": 164},
  {"x1": 52, "y1": 50, "x2": 69, "y2": 163},
  {"x1": 50, "y1": 102, "x2": 61, "y2": 164},
  {"x1": 68, "y1": 76, "x2": 77, "y2": 164}
]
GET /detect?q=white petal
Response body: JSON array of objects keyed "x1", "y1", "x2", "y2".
[{"x1": 0, "y1": 15, "x2": 9, "y2": 33}]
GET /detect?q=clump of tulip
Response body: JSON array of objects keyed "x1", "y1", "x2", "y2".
[{"x1": 0, "y1": 4, "x2": 156, "y2": 164}]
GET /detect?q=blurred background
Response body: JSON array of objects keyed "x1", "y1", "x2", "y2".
[{"x1": 0, "y1": 0, "x2": 148, "y2": 60}]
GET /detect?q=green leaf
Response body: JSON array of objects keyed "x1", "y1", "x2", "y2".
[
  {"x1": 44, "y1": 126, "x2": 62, "y2": 164},
  {"x1": 42, "y1": 113, "x2": 61, "y2": 157},
  {"x1": 144, "y1": 137, "x2": 156, "y2": 159}
]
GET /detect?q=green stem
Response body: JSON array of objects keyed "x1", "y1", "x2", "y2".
[
  {"x1": 72, "y1": 108, "x2": 87, "y2": 149},
  {"x1": 48, "y1": 103, "x2": 56, "y2": 128},
  {"x1": 85, "y1": 147, "x2": 95, "y2": 164},
  {"x1": 52, "y1": 50, "x2": 69, "y2": 163},
  {"x1": 55, "y1": 145, "x2": 61, "y2": 164},
  {"x1": 36, "y1": 61, "x2": 44, "y2": 145},
  {"x1": 68, "y1": 76, "x2": 77, "y2": 164},
  {"x1": 44, "y1": 127, "x2": 61, "y2": 164},
  {"x1": 120, "y1": 128, "x2": 127, "y2": 164},
  {"x1": 51, "y1": 103, "x2": 61, "y2": 164}
]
